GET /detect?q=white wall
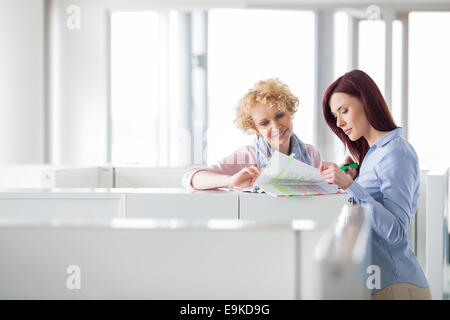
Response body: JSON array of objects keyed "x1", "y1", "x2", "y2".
[
  {"x1": 48, "y1": 0, "x2": 109, "y2": 165},
  {"x1": 0, "y1": 0, "x2": 44, "y2": 163}
]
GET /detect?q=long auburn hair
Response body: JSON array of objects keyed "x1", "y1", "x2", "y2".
[{"x1": 322, "y1": 69, "x2": 397, "y2": 165}]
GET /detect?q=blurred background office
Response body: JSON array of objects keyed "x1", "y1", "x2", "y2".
[
  {"x1": 1, "y1": 0, "x2": 450, "y2": 300},
  {"x1": 0, "y1": 0, "x2": 449, "y2": 169}
]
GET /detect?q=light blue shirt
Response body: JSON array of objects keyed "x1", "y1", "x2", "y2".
[{"x1": 345, "y1": 128, "x2": 429, "y2": 294}]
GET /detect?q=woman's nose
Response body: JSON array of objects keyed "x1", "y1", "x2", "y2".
[
  {"x1": 336, "y1": 116, "x2": 345, "y2": 128},
  {"x1": 268, "y1": 121, "x2": 277, "y2": 130}
]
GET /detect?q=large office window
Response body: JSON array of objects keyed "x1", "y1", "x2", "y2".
[
  {"x1": 110, "y1": 11, "x2": 193, "y2": 166},
  {"x1": 111, "y1": 8, "x2": 427, "y2": 168},
  {"x1": 110, "y1": 12, "x2": 162, "y2": 165},
  {"x1": 334, "y1": 11, "x2": 351, "y2": 79},
  {"x1": 111, "y1": 9, "x2": 315, "y2": 166},
  {"x1": 391, "y1": 20, "x2": 403, "y2": 126},
  {"x1": 409, "y1": 12, "x2": 450, "y2": 168},
  {"x1": 207, "y1": 9, "x2": 315, "y2": 164},
  {"x1": 358, "y1": 19, "x2": 385, "y2": 95}
]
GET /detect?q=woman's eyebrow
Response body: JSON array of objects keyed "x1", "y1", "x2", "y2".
[{"x1": 332, "y1": 104, "x2": 345, "y2": 117}]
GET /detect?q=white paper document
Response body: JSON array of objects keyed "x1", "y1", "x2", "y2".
[{"x1": 253, "y1": 151, "x2": 340, "y2": 197}]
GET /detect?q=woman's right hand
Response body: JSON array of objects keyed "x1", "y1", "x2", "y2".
[
  {"x1": 228, "y1": 166, "x2": 262, "y2": 188},
  {"x1": 342, "y1": 156, "x2": 358, "y2": 180}
]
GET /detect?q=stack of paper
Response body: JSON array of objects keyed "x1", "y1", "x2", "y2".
[{"x1": 253, "y1": 151, "x2": 340, "y2": 197}]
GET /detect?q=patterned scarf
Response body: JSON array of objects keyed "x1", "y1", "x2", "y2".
[{"x1": 252, "y1": 132, "x2": 312, "y2": 169}]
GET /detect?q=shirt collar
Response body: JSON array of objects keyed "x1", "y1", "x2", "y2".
[{"x1": 373, "y1": 127, "x2": 403, "y2": 148}]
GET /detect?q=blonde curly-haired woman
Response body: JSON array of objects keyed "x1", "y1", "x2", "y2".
[{"x1": 183, "y1": 78, "x2": 322, "y2": 190}]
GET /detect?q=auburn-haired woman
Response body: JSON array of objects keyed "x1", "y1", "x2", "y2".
[
  {"x1": 183, "y1": 78, "x2": 321, "y2": 190},
  {"x1": 320, "y1": 69, "x2": 430, "y2": 299}
]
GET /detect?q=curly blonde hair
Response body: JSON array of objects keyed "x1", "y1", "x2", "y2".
[{"x1": 235, "y1": 78, "x2": 299, "y2": 133}]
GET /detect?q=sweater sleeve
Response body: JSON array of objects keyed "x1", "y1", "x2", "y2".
[
  {"x1": 182, "y1": 146, "x2": 258, "y2": 190},
  {"x1": 305, "y1": 144, "x2": 322, "y2": 169}
]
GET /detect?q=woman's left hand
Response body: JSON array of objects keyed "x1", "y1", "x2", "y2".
[{"x1": 320, "y1": 161, "x2": 354, "y2": 190}]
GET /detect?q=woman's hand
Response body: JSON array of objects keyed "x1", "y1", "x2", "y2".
[
  {"x1": 320, "y1": 161, "x2": 354, "y2": 190},
  {"x1": 342, "y1": 155, "x2": 358, "y2": 180},
  {"x1": 228, "y1": 166, "x2": 262, "y2": 188}
]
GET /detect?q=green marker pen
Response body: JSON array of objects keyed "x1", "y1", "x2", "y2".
[
  {"x1": 340, "y1": 163, "x2": 358, "y2": 172},
  {"x1": 288, "y1": 153, "x2": 295, "y2": 163}
]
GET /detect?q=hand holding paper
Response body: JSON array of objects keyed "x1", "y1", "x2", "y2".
[
  {"x1": 253, "y1": 151, "x2": 339, "y2": 197},
  {"x1": 320, "y1": 161, "x2": 354, "y2": 190},
  {"x1": 228, "y1": 165, "x2": 262, "y2": 188}
]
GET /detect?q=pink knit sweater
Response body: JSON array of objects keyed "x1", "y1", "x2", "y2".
[{"x1": 183, "y1": 144, "x2": 322, "y2": 190}]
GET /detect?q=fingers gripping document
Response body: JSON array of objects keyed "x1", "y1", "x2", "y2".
[{"x1": 253, "y1": 151, "x2": 340, "y2": 197}]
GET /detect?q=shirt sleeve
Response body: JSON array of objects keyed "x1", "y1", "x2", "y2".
[
  {"x1": 305, "y1": 144, "x2": 322, "y2": 169},
  {"x1": 182, "y1": 146, "x2": 258, "y2": 191},
  {"x1": 344, "y1": 149, "x2": 418, "y2": 247}
]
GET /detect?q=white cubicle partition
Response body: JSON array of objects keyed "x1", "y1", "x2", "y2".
[
  {"x1": 314, "y1": 203, "x2": 371, "y2": 299},
  {"x1": 0, "y1": 219, "x2": 301, "y2": 299},
  {"x1": 0, "y1": 165, "x2": 176, "y2": 189},
  {"x1": 43, "y1": 166, "x2": 189, "y2": 188},
  {"x1": 0, "y1": 189, "x2": 125, "y2": 220},
  {"x1": 415, "y1": 170, "x2": 429, "y2": 270},
  {"x1": 1, "y1": 165, "x2": 448, "y2": 299},
  {"x1": 124, "y1": 188, "x2": 238, "y2": 219},
  {"x1": 114, "y1": 167, "x2": 192, "y2": 188},
  {"x1": 0, "y1": 165, "x2": 53, "y2": 188},
  {"x1": 239, "y1": 193, "x2": 349, "y2": 226},
  {"x1": 446, "y1": 173, "x2": 450, "y2": 299},
  {"x1": 41, "y1": 167, "x2": 113, "y2": 188},
  {"x1": 426, "y1": 168, "x2": 449, "y2": 300},
  {"x1": 0, "y1": 189, "x2": 239, "y2": 221},
  {"x1": 238, "y1": 192, "x2": 351, "y2": 299},
  {"x1": 0, "y1": 211, "x2": 371, "y2": 300},
  {"x1": 0, "y1": 188, "x2": 353, "y2": 222}
]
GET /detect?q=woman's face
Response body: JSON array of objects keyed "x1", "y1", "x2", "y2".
[
  {"x1": 329, "y1": 92, "x2": 370, "y2": 141},
  {"x1": 251, "y1": 103, "x2": 294, "y2": 150}
]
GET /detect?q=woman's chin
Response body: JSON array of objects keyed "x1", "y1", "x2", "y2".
[{"x1": 348, "y1": 134, "x2": 360, "y2": 142}]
